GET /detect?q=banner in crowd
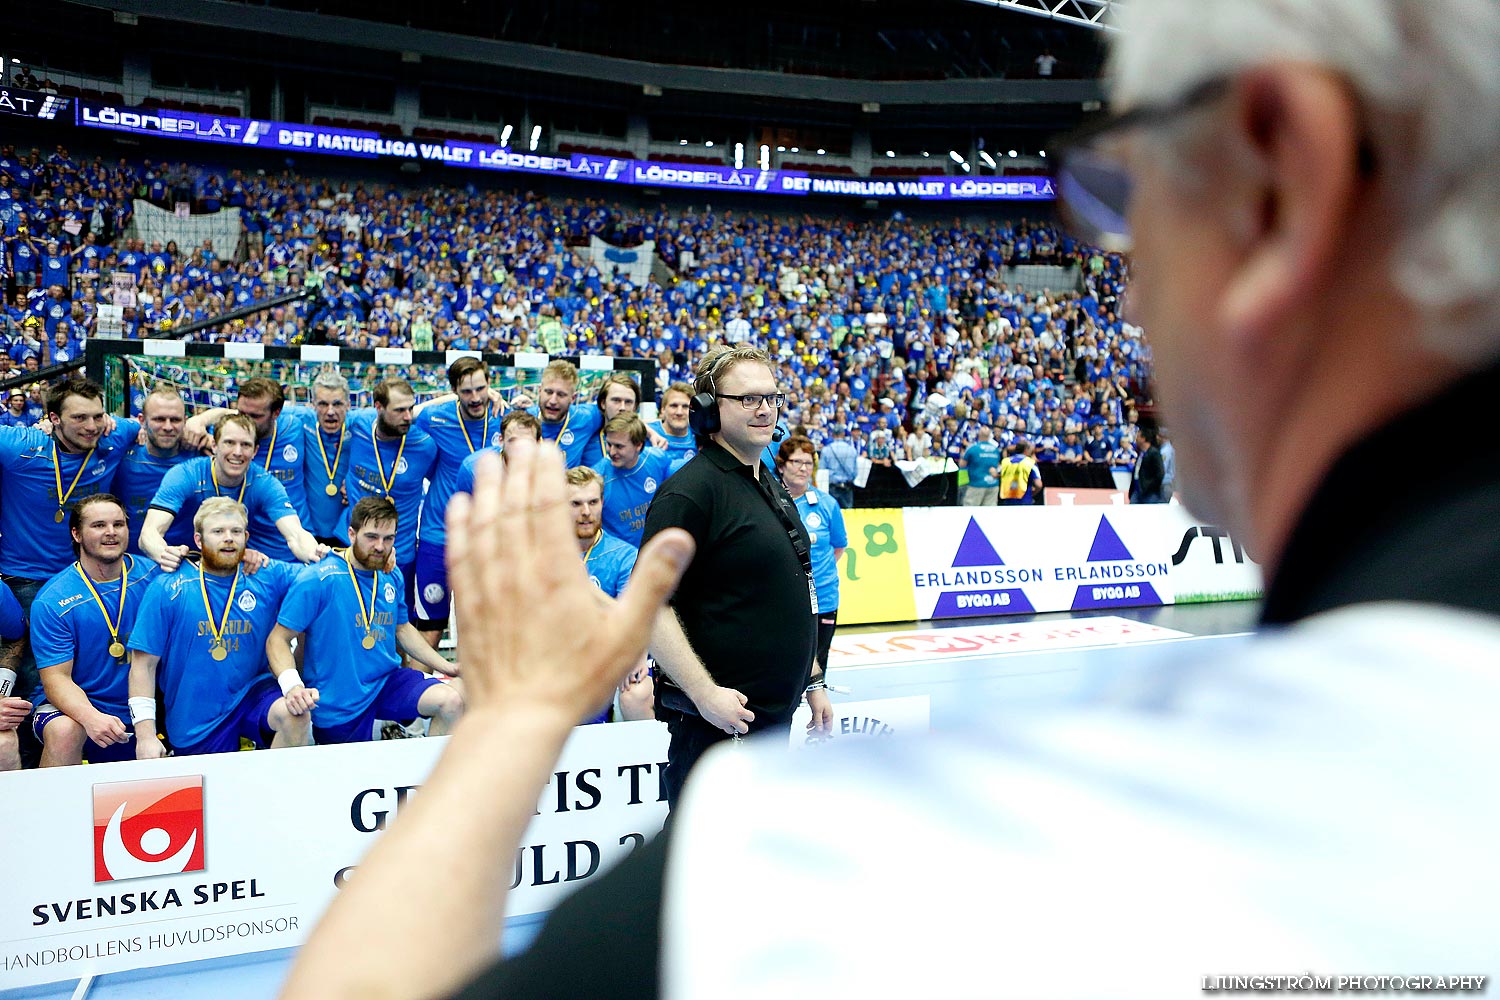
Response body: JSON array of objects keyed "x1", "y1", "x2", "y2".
[
  {"x1": 130, "y1": 200, "x2": 242, "y2": 266},
  {"x1": 588, "y1": 236, "x2": 656, "y2": 287},
  {"x1": 72, "y1": 102, "x2": 1055, "y2": 203},
  {"x1": 836, "y1": 504, "x2": 1262, "y2": 625}
]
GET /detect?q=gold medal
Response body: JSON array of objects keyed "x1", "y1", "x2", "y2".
[
  {"x1": 51, "y1": 440, "x2": 97, "y2": 527},
  {"x1": 76, "y1": 559, "x2": 130, "y2": 667},
  {"x1": 345, "y1": 552, "x2": 383, "y2": 653},
  {"x1": 198, "y1": 565, "x2": 242, "y2": 666},
  {"x1": 325, "y1": 482, "x2": 339, "y2": 496}
]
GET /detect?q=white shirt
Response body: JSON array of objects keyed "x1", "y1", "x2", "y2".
[{"x1": 665, "y1": 603, "x2": 1500, "y2": 998}]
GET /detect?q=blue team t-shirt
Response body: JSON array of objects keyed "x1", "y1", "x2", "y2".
[
  {"x1": 150, "y1": 457, "x2": 298, "y2": 560},
  {"x1": 301, "y1": 423, "x2": 351, "y2": 539},
  {"x1": 129, "y1": 559, "x2": 300, "y2": 747},
  {"x1": 0, "y1": 420, "x2": 142, "y2": 580},
  {"x1": 0, "y1": 579, "x2": 23, "y2": 640},
  {"x1": 539, "y1": 402, "x2": 603, "y2": 469},
  {"x1": 584, "y1": 531, "x2": 637, "y2": 599},
  {"x1": 963, "y1": 440, "x2": 1003, "y2": 488},
  {"x1": 414, "y1": 401, "x2": 502, "y2": 549},
  {"x1": 31, "y1": 555, "x2": 161, "y2": 715},
  {"x1": 276, "y1": 553, "x2": 408, "y2": 726},
  {"x1": 593, "y1": 448, "x2": 674, "y2": 547},
  {"x1": 648, "y1": 422, "x2": 697, "y2": 464},
  {"x1": 793, "y1": 488, "x2": 847, "y2": 613},
  {"x1": 342, "y1": 410, "x2": 438, "y2": 562},
  {"x1": 255, "y1": 406, "x2": 316, "y2": 527},
  {"x1": 112, "y1": 444, "x2": 196, "y2": 555},
  {"x1": 453, "y1": 444, "x2": 498, "y2": 497}
]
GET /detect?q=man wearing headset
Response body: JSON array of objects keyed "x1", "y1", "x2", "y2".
[{"x1": 641, "y1": 344, "x2": 834, "y2": 809}]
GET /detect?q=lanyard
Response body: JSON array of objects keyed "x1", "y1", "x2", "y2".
[
  {"x1": 260, "y1": 418, "x2": 278, "y2": 471},
  {"x1": 370, "y1": 425, "x2": 407, "y2": 496},
  {"x1": 75, "y1": 557, "x2": 129, "y2": 658},
  {"x1": 315, "y1": 426, "x2": 345, "y2": 495},
  {"x1": 197, "y1": 565, "x2": 242, "y2": 659},
  {"x1": 583, "y1": 530, "x2": 602, "y2": 566},
  {"x1": 455, "y1": 399, "x2": 490, "y2": 454},
  {"x1": 211, "y1": 460, "x2": 249, "y2": 503},
  {"x1": 343, "y1": 551, "x2": 380, "y2": 646},
  {"x1": 51, "y1": 441, "x2": 97, "y2": 523}
]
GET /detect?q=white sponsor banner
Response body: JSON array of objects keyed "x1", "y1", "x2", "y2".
[
  {"x1": 787, "y1": 695, "x2": 930, "y2": 750},
  {"x1": 829, "y1": 617, "x2": 1188, "y2": 668},
  {"x1": 903, "y1": 505, "x2": 1177, "y2": 619},
  {"x1": 0, "y1": 722, "x2": 669, "y2": 989},
  {"x1": 899, "y1": 504, "x2": 1260, "y2": 621},
  {"x1": 1155, "y1": 509, "x2": 1264, "y2": 603}
]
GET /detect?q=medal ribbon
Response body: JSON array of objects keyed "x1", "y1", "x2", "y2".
[
  {"x1": 52, "y1": 441, "x2": 97, "y2": 520},
  {"x1": 261, "y1": 419, "x2": 278, "y2": 471},
  {"x1": 315, "y1": 426, "x2": 345, "y2": 489},
  {"x1": 370, "y1": 425, "x2": 407, "y2": 496},
  {"x1": 343, "y1": 550, "x2": 379, "y2": 638},
  {"x1": 211, "y1": 458, "x2": 250, "y2": 503},
  {"x1": 74, "y1": 557, "x2": 129, "y2": 655},
  {"x1": 197, "y1": 564, "x2": 242, "y2": 654},
  {"x1": 455, "y1": 399, "x2": 490, "y2": 455}
]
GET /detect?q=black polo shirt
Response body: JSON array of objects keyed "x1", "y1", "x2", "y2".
[
  {"x1": 642, "y1": 438, "x2": 817, "y2": 728},
  {"x1": 1262, "y1": 355, "x2": 1500, "y2": 623}
]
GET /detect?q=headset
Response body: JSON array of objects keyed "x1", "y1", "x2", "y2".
[
  {"x1": 688, "y1": 350, "x2": 736, "y2": 436},
  {"x1": 688, "y1": 349, "x2": 789, "y2": 440}
]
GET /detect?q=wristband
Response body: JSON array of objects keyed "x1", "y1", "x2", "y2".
[
  {"x1": 278, "y1": 669, "x2": 304, "y2": 696},
  {"x1": 128, "y1": 696, "x2": 157, "y2": 725},
  {"x1": 805, "y1": 679, "x2": 827, "y2": 693},
  {"x1": 0, "y1": 667, "x2": 16, "y2": 699}
]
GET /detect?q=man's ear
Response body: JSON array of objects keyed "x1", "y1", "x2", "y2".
[
  {"x1": 1218, "y1": 65, "x2": 1364, "y2": 351},
  {"x1": 1218, "y1": 63, "x2": 1374, "y2": 355}
]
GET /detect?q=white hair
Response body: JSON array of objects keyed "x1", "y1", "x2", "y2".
[
  {"x1": 312, "y1": 368, "x2": 350, "y2": 395},
  {"x1": 1109, "y1": 0, "x2": 1500, "y2": 363}
]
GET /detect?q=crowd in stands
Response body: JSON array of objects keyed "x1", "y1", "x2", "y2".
[
  {"x1": 0, "y1": 137, "x2": 1155, "y2": 768},
  {"x1": 0, "y1": 142, "x2": 1151, "y2": 474}
]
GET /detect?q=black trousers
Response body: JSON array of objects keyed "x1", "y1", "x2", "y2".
[
  {"x1": 660, "y1": 708, "x2": 730, "y2": 811},
  {"x1": 659, "y1": 707, "x2": 794, "y2": 811}
]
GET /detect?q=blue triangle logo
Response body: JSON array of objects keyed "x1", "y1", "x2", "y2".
[
  {"x1": 952, "y1": 517, "x2": 1004, "y2": 567},
  {"x1": 1086, "y1": 516, "x2": 1134, "y2": 562}
]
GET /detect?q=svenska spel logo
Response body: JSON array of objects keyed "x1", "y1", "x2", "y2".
[{"x1": 93, "y1": 776, "x2": 206, "y2": 883}]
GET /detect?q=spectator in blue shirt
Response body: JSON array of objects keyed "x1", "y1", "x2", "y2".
[
  {"x1": 820, "y1": 424, "x2": 858, "y2": 509},
  {"x1": 960, "y1": 425, "x2": 1003, "y2": 506}
]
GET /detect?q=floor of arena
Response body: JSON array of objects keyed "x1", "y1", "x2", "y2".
[{"x1": 8, "y1": 601, "x2": 1259, "y2": 1000}]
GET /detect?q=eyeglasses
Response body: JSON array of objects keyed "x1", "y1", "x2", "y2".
[
  {"x1": 1056, "y1": 76, "x2": 1377, "y2": 253},
  {"x1": 1054, "y1": 77, "x2": 1233, "y2": 253},
  {"x1": 718, "y1": 392, "x2": 787, "y2": 410},
  {"x1": 783, "y1": 457, "x2": 815, "y2": 468}
]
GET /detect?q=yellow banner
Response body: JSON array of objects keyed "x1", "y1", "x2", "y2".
[{"x1": 837, "y1": 509, "x2": 916, "y2": 625}]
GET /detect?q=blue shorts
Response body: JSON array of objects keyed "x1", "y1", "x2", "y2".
[
  {"x1": 172, "y1": 677, "x2": 280, "y2": 756},
  {"x1": 313, "y1": 668, "x2": 444, "y2": 745},
  {"x1": 33, "y1": 703, "x2": 137, "y2": 763},
  {"x1": 411, "y1": 539, "x2": 450, "y2": 627}
]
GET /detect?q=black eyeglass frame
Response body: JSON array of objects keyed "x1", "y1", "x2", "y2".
[
  {"x1": 1053, "y1": 75, "x2": 1376, "y2": 252},
  {"x1": 717, "y1": 391, "x2": 788, "y2": 410}
]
